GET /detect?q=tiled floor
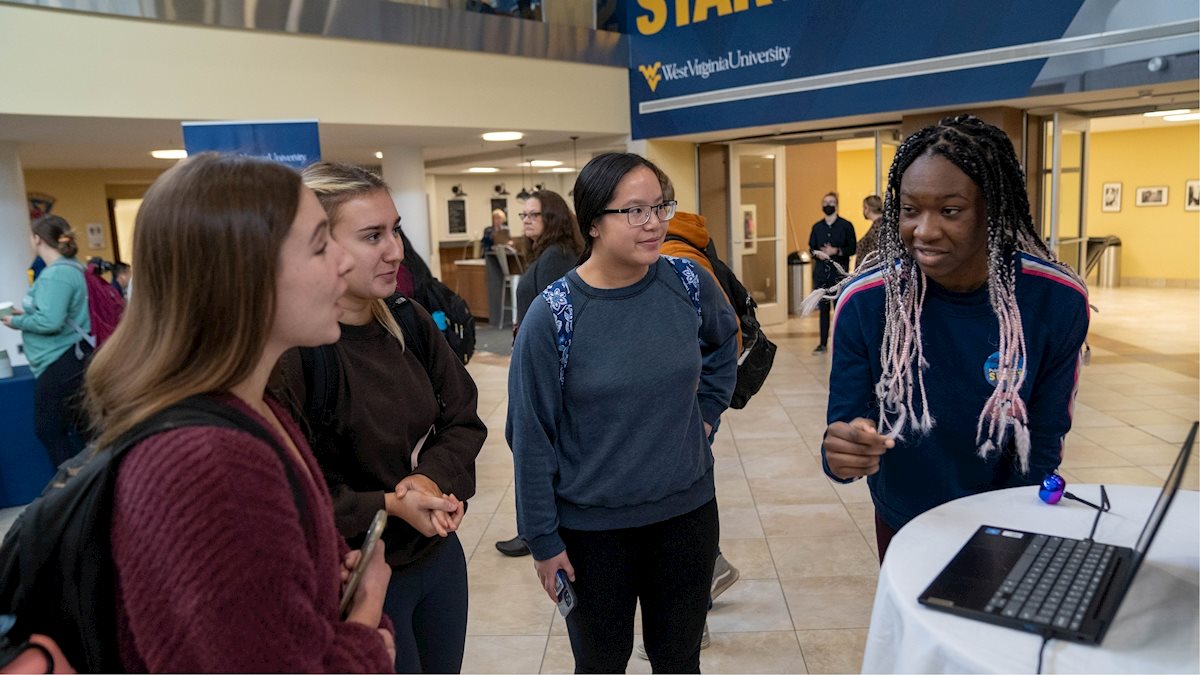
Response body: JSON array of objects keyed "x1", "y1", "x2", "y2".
[{"x1": 1, "y1": 286, "x2": 1195, "y2": 673}]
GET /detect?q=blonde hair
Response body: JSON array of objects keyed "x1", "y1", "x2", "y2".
[
  {"x1": 301, "y1": 161, "x2": 405, "y2": 348},
  {"x1": 86, "y1": 153, "x2": 301, "y2": 449}
]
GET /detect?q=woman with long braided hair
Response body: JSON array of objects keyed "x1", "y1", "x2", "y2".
[{"x1": 816, "y1": 115, "x2": 1089, "y2": 561}]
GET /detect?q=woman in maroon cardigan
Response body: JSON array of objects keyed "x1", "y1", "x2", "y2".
[{"x1": 83, "y1": 153, "x2": 423, "y2": 672}]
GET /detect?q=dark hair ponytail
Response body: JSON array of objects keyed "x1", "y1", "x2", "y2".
[
  {"x1": 32, "y1": 215, "x2": 78, "y2": 258},
  {"x1": 572, "y1": 152, "x2": 665, "y2": 264}
]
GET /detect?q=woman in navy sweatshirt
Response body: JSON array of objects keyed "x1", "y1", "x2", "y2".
[
  {"x1": 817, "y1": 116, "x2": 1089, "y2": 562},
  {"x1": 507, "y1": 153, "x2": 738, "y2": 673}
]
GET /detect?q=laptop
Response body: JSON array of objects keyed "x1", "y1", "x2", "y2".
[{"x1": 918, "y1": 421, "x2": 1197, "y2": 645}]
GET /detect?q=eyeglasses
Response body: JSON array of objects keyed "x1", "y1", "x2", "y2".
[
  {"x1": 518, "y1": 211, "x2": 542, "y2": 220},
  {"x1": 599, "y1": 200, "x2": 677, "y2": 227}
]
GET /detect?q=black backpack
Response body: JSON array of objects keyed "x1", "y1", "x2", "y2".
[
  {"x1": 665, "y1": 235, "x2": 777, "y2": 409},
  {"x1": 0, "y1": 395, "x2": 305, "y2": 673},
  {"x1": 412, "y1": 279, "x2": 476, "y2": 366}
]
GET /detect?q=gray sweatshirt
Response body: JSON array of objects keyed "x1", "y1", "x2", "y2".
[{"x1": 506, "y1": 257, "x2": 739, "y2": 560}]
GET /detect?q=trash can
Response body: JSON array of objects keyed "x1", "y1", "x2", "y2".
[
  {"x1": 788, "y1": 252, "x2": 811, "y2": 315},
  {"x1": 1098, "y1": 240, "x2": 1121, "y2": 288}
]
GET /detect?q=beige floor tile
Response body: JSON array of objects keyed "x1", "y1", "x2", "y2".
[
  {"x1": 456, "y1": 510, "x2": 492, "y2": 558},
  {"x1": 769, "y1": 534, "x2": 879, "y2": 579},
  {"x1": 1060, "y1": 442, "x2": 1134, "y2": 469},
  {"x1": 717, "y1": 537, "x2": 777, "y2": 580},
  {"x1": 1075, "y1": 394, "x2": 1152, "y2": 412},
  {"x1": 1107, "y1": 442, "x2": 1191, "y2": 466},
  {"x1": 756, "y1": 503, "x2": 859, "y2": 538},
  {"x1": 1108, "y1": 408, "x2": 1193, "y2": 426},
  {"x1": 780, "y1": 576, "x2": 878, "y2": 630},
  {"x1": 707, "y1": 579, "x2": 795, "y2": 632},
  {"x1": 736, "y1": 436, "x2": 810, "y2": 459},
  {"x1": 700, "y1": 631, "x2": 808, "y2": 673},
  {"x1": 742, "y1": 453, "x2": 824, "y2": 481},
  {"x1": 461, "y1": 636, "x2": 548, "y2": 674},
  {"x1": 1137, "y1": 422, "x2": 1198, "y2": 444},
  {"x1": 830, "y1": 476, "x2": 873, "y2": 504},
  {"x1": 795, "y1": 628, "x2": 868, "y2": 674},
  {"x1": 748, "y1": 477, "x2": 840, "y2": 506},
  {"x1": 1145, "y1": 462, "x2": 1200, "y2": 490},
  {"x1": 467, "y1": 582, "x2": 556, "y2": 636},
  {"x1": 719, "y1": 505, "x2": 766, "y2": 539},
  {"x1": 1071, "y1": 405, "x2": 1127, "y2": 428},
  {"x1": 1065, "y1": 466, "x2": 1166, "y2": 487},
  {"x1": 843, "y1": 501, "x2": 877, "y2": 534},
  {"x1": 1076, "y1": 425, "x2": 1168, "y2": 448}
]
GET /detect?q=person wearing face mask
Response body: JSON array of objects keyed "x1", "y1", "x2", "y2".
[
  {"x1": 808, "y1": 192, "x2": 856, "y2": 353},
  {"x1": 507, "y1": 153, "x2": 738, "y2": 673}
]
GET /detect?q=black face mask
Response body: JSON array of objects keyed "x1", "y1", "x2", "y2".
[{"x1": 822, "y1": 205, "x2": 836, "y2": 216}]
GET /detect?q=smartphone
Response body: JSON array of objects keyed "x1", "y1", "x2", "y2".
[
  {"x1": 339, "y1": 509, "x2": 388, "y2": 617},
  {"x1": 554, "y1": 570, "x2": 576, "y2": 618}
]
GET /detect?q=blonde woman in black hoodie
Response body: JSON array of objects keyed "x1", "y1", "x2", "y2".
[{"x1": 274, "y1": 162, "x2": 486, "y2": 673}]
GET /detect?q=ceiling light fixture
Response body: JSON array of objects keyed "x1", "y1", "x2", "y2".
[
  {"x1": 543, "y1": 167, "x2": 576, "y2": 173},
  {"x1": 482, "y1": 131, "x2": 523, "y2": 142},
  {"x1": 375, "y1": 151, "x2": 384, "y2": 159},
  {"x1": 150, "y1": 149, "x2": 187, "y2": 159},
  {"x1": 1143, "y1": 109, "x2": 1190, "y2": 117},
  {"x1": 530, "y1": 159, "x2": 562, "y2": 167},
  {"x1": 1163, "y1": 112, "x2": 1200, "y2": 122},
  {"x1": 516, "y1": 143, "x2": 532, "y2": 201},
  {"x1": 466, "y1": 167, "x2": 499, "y2": 173}
]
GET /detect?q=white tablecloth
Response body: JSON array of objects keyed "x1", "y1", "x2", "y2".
[{"x1": 862, "y1": 486, "x2": 1200, "y2": 673}]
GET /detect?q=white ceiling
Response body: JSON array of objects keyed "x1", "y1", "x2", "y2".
[{"x1": 0, "y1": 113, "x2": 626, "y2": 172}]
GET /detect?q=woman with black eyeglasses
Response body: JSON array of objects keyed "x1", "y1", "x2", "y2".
[{"x1": 507, "y1": 153, "x2": 738, "y2": 673}]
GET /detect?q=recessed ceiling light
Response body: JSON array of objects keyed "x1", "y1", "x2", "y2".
[
  {"x1": 375, "y1": 151, "x2": 383, "y2": 159},
  {"x1": 529, "y1": 160, "x2": 562, "y2": 167},
  {"x1": 1143, "y1": 109, "x2": 1190, "y2": 117},
  {"x1": 150, "y1": 149, "x2": 187, "y2": 159},
  {"x1": 763, "y1": 154, "x2": 775, "y2": 159},
  {"x1": 1163, "y1": 112, "x2": 1200, "y2": 122},
  {"x1": 466, "y1": 167, "x2": 500, "y2": 173},
  {"x1": 482, "y1": 131, "x2": 523, "y2": 142},
  {"x1": 549, "y1": 167, "x2": 576, "y2": 173}
]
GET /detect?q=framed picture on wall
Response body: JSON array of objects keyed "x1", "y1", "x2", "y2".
[
  {"x1": 447, "y1": 199, "x2": 467, "y2": 235},
  {"x1": 1135, "y1": 186, "x2": 1168, "y2": 207},
  {"x1": 1186, "y1": 180, "x2": 1200, "y2": 212},
  {"x1": 1101, "y1": 182, "x2": 1121, "y2": 212},
  {"x1": 741, "y1": 204, "x2": 757, "y2": 255}
]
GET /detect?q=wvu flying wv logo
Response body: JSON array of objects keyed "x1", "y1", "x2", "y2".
[{"x1": 638, "y1": 61, "x2": 663, "y2": 92}]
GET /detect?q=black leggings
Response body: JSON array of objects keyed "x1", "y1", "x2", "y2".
[
  {"x1": 818, "y1": 298, "x2": 837, "y2": 347},
  {"x1": 560, "y1": 499, "x2": 719, "y2": 674},
  {"x1": 382, "y1": 533, "x2": 468, "y2": 673},
  {"x1": 33, "y1": 342, "x2": 92, "y2": 466}
]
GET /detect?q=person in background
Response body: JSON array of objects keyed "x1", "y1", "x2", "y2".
[
  {"x1": 1, "y1": 215, "x2": 92, "y2": 466},
  {"x1": 508, "y1": 152, "x2": 738, "y2": 673},
  {"x1": 818, "y1": 115, "x2": 1089, "y2": 562},
  {"x1": 855, "y1": 195, "x2": 884, "y2": 269},
  {"x1": 481, "y1": 208, "x2": 510, "y2": 255},
  {"x1": 495, "y1": 189, "x2": 583, "y2": 558},
  {"x1": 278, "y1": 161, "x2": 486, "y2": 673},
  {"x1": 808, "y1": 192, "x2": 856, "y2": 354},
  {"x1": 111, "y1": 262, "x2": 132, "y2": 298},
  {"x1": 85, "y1": 152, "x2": 396, "y2": 671}
]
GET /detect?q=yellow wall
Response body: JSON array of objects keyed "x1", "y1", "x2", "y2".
[
  {"x1": 642, "y1": 140, "x2": 698, "y2": 213},
  {"x1": 0, "y1": 4, "x2": 629, "y2": 136},
  {"x1": 835, "y1": 147, "x2": 877, "y2": 243},
  {"x1": 1086, "y1": 125, "x2": 1200, "y2": 282},
  {"x1": 22, "y1": 169, "x2": 163, "y2": 263}
]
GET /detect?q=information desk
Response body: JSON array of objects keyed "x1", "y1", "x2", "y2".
[
  {"x1": 862, "y1": 485, "x2": 1199, "y2": 673},
  {"x1": 0, "y1": 365, "x2": 54, "y2": 508},
  {"x1": 453, "y1": 259, "x2": 488, "y2": 321}
]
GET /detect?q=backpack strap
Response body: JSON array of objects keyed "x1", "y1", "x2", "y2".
[
  {"x1": 387, "y1": 295, "x2": 445, "y2": 412},
  {"x1": 662, "y1": 255, "x2": 703, "y2": 319},
  {"x1": 52, "y1": 258, "x2": 98, "y2": 352},
  {"x1": 299, "y1": 343, "x2": 339, "y2": 439},
  {"x1": 539, "y1": 277, "x2": 574, "y2": 388}
]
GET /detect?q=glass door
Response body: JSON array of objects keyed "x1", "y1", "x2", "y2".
[
  {"x1": 874, "y1": 129, "x2": 901, "y2": 195},
  {"x1": 729, "y1": 144, "x2": 787, "y2": 326},
  {"x1": 1041, "y1": 112, "x2": 1089, "y2": 273}
]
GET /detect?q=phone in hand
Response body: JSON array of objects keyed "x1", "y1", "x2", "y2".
[
  {"x1": 339, "y1": 509, "x2": 388, "y2": 617},
  {"x1": 554, "y1": 570, "x2": 576, "y2": 618}
]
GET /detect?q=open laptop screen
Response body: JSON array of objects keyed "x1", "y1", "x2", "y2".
[{"x1": 1131, "y1": 422, "x2": 1197, "y2": 566}]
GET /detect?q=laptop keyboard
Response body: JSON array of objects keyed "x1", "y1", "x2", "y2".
[{"x1": 983, "y1": 535, "x2": 1115, "y2": 631}]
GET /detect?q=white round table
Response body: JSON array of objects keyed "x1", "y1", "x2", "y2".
[{"x1": 862, "y1": 486, "x2": 1199, "y2": 673}]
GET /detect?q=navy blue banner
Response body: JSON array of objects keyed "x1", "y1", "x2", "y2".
[
  {"x1": 628, "y1": 0, "x2": 1086, "y2": 139},
  {"x1": 182, "y1": 120, "x2": 321, "y2": 169}
]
